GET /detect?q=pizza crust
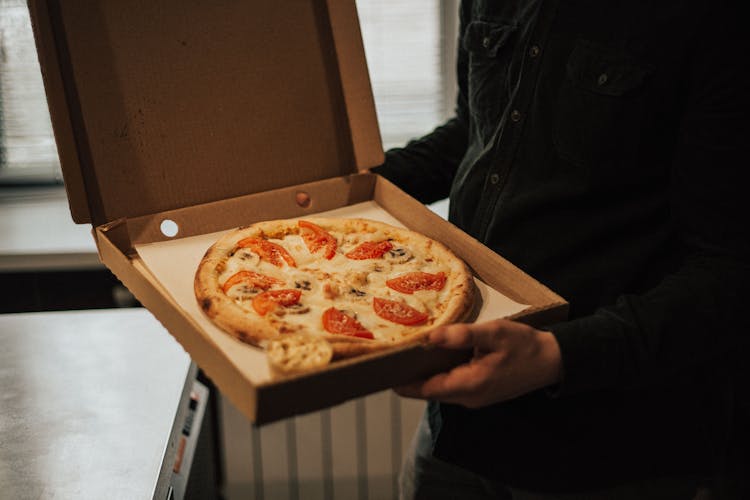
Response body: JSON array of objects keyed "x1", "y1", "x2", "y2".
[
  {"x1": 266, "y1": 334, "x2": 334, "y2": 376},
  {"x1": 194, "y1": 217, "x2": 474, "y2": 367}
]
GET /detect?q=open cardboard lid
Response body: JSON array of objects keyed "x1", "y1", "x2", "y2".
[{"x1": 28, "y1": 0, "x2": 383, "y2": 226}]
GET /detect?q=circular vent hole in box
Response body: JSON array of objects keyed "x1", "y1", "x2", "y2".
[{"x1": 160, "y1": 219, "x2": 179, "y2": 238}]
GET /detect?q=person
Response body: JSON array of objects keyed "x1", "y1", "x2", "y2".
[{"x1": 372, "y1": 0, "x2": 749, "y2": 498}]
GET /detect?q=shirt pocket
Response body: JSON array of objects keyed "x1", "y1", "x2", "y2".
[
  {"x1": 462, "y1": 20, "x2": 516, "y2": 137},
  {"x1": 553, "y1": 40, "x2": 652, "y2": 169}
]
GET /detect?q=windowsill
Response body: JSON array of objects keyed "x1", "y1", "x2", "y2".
[{"x1": 0, "y1": 185, "x2": 101, "y2": 272}]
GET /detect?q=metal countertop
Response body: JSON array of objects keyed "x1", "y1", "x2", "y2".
[{"x1": 0, "y1": 308, "x2": 192, "y2": 500}]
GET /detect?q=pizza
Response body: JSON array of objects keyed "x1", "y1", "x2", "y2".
[{"x1": 194, "y1": 217, "x2": 474, "y2": 374}]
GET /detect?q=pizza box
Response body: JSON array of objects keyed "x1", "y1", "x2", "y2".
[{"x1": 29, "y1": 0, "x2": 568, "y2": 424}]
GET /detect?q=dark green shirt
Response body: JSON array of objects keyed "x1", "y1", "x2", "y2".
[{"x1": 375, "y1": 0, "x2": 749, "y2": 492}]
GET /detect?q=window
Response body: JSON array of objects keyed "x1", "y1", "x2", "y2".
[
  {"x1": 357, "y1": 0, "x2": 458, "y2": 150},
  {"x1": 0, "y1": 0, "x2": 62, "y2": 184}
]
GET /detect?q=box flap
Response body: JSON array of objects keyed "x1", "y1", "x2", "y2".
[{"x1": 28, "y1": 0, "x2": 383, "y2": 225}]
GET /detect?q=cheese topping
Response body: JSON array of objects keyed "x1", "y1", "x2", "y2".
[{"x1": 220, "y1": 224, "x2": 454, "y2": 342}]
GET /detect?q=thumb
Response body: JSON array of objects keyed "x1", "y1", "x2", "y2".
[
  {"x1": 428, "y1": 324, "x2": 475, "y2": 349},
  {"x1": 430, "y1": 320, "x2": 520, "y2": 352}
]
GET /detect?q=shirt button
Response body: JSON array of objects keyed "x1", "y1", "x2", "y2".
[
  {"x1": 490, "y1": 173, "x2": 500, "y2": 185},
  {"x1": 482, "y1": 36, "x2": 491, "y2": 48},
  {"x1": 510, "y1": 109, "x2": 521, "y2": 122},
  {"x1": 529, "y1": 45, "x2": 541, "y2": 58},
  {"x1": 597, "y1": 73, "x2": 608, "y2": 85}
]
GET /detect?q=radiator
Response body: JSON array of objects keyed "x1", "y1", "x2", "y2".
[{"x1": 220, "y1": 391, "x2": 426, "y2": 500}]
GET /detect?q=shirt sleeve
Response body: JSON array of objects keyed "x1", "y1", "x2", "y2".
[
  {"x1": 550, "y1": 6, "x2": 750, "y2": 396},
  {"x1": 371, "y1": 2, "x2": 471, "y2": 204}
]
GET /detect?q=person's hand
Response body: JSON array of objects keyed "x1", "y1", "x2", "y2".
[{"x1": 396, "y1": 319, "x2": 563, "y2": 408}]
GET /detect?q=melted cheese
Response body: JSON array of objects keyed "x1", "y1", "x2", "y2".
[{"x1": 221, "y1": 228, "x2": 454, "y2": 342}]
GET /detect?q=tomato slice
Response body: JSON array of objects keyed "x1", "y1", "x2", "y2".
[
  {"x1": 222, "y1": 271, "x2": 284, "y2": 294},
  {"x1": 238, "y1": 237, "x2": 296, "y2": 267},
  {"x1": 386, "y1": 271, "x2": 447, "y2": 294},
  {"x1": 372, "y1": 297, "x2": 428, "y2": 325},
  {"x1": 321, "y1": 307, "x2": 374, "y2": 339},
  {"x1": 299, "y1": 220, "x2": 337, "y2": 260},
  {"x1": 345, "y1": 240, "x2": 393, "y2": 260},
  {"x1": 252, "y1": 289, "x2": 302, "y2": 316}
]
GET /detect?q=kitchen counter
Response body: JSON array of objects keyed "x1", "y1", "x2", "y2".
[{"x1": 0, "y1": 308, "x2": 193, "y2": 500}]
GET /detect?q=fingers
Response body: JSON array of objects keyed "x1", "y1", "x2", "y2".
[
  {"x1": 396, "y1": 320, "x2": 543, "y2": 408},
  {"x1": 429, "y1": 319, "x2": 527, "y2": 352},
  {"x1": 395, "y1": 356, "x2": 497, "y2": 407},
  {"x1": 427, "y1": 324, "x2": 474, "y2": 349}
]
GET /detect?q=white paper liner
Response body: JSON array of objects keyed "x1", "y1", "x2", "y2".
[{"x1": 135, "y1": 201, "x2": 529, "y2": 383}]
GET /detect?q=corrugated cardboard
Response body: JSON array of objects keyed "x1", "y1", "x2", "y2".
[
  {"x1": 29, "y1": 0, "x2": 381, "y2": 225},
  {"x1": 29, "y1": 0, "x2": 568, "y2": 423}
]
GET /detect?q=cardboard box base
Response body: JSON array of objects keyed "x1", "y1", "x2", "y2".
[{"x1": 95, "y1": 173, "x2": 567, "y2": 424}]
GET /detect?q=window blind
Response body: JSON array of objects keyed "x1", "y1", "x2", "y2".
[
  {"x1": 0, "y1": 0, "x2": 61, "y2": 183},
  {"x1": 357, "y1": 0, "x2": 456, "y2": 150}
]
